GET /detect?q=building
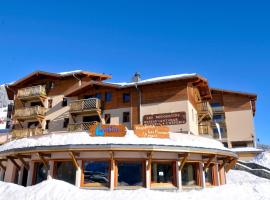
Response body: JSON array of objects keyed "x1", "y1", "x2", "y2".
[{"x1": 0, "y1": 70, "x2": 257, "y2": 189}]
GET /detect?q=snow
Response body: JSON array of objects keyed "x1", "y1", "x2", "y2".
[
  {"x1": 251, "y1": 152, "x2": 270, "y2": 169},
  {"x1": 109, "y1": 73, "x2": 197, "y2": 87},
  {"x1": 0, "y1": 130, "x2": 228, "y2": 153},
  {"x1": 58, "y1": 70, "x2": 82, "y2": 76},
  {"x1": 0, "y1": 170, "x2": 269, "y2": 200},
  {"x1": 232, "y1": 147, "x2": 264, "y2": 153}
]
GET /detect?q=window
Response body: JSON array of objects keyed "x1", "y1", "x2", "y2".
[
  {"x1": 48, "y1": 99, "x2": 53, "y2": 108},
  {"x1": 151, "y1": 162, "x2": 175, "y2": 186},
  {"x1": 63, "y1": 118, "x2": 69, "y2": 128},
  {"x1": 95, "y1": 93, "x2": 102, "y2": 100},
  {"x1": 83, "y1": 116, "x2": 100, "y2": 123},
  {"x1": 104, "y1": 114, "x2": 111, "y2": 124},
  {"x1": 210, "y1": 102, "x2": 222, "y2": 107},
  {"x1": 213, "y1": 114, "x2": 224, "y2": 122},
  {"x1": 123, "y1": 112, "x2": 130, "y2": 123},
  {"x1": 182, "y1": 163, "x2": 199, "y2": 187},
  {"x1": 54, "y1": 161, "x2": 76, "y2": 185},
  {"x1": 116, "y1": 161, "x2": 143, "y2": 187},
  {"x1": 83, "y1": 161, "x2": 110, "y2": 187},
  {"x1": 105, "y1": 92, "x2": 112, "y2": 102},
  {"x1": 62, "y1": 98, "x2": 68, "y2": 107},
  {"x1": 205, "y1": 165, "x2": 214, "y2": 186},
  {"x1": 45, "y1": 120, "x2": 50, "y2": 130},
  {"x1": 33, "y1": 163, "x2": 48, "y2": 185},
  {"x1": 123, "y1": 93, "x2": 130, "y2": 103}
]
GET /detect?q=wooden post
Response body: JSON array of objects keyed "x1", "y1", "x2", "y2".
[
  {"x1": 69, "y1": 152, "x2": 79, "y2": 170},
  {"x1": 17, "y1": 155, "x2": 29, "y2": 171},
  {"x1": 110, "y1": 151, "x2": 115, "y2": 190},
  {"x1": 176, "y1": 160, "x2": 182, "y2": 190},
  {"x1": 7, "y1": 156, "x2": 20, "y2": 170},
  {"x1": 146, "y1": 152, "x2": 152, "y2": 189},
  {"x1": 179, "y1": 153, "x2": 189, "y2": 171},
  {"x1": 200, "y1": 162, "x2": 206, "y2": 188},
  {"x1": 225, "y1": 159, "x2": 237, "y2": 172},
  {"x1": 215, "y1": 163, "x2": 220, "y2": 186},
  {"x1": 27, "y1": 162, "x2": 34, "y2": 186},
  {"x1": 75, "y1": 160, "x2": 82, "y2": 188},
  {"x1": 203, "y1": 155, "x2": 216, "y2": 171}
]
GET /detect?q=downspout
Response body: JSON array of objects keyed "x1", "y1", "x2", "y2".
[{"x1": 135, "y1": 83, "x2": 142, "y2": 124}]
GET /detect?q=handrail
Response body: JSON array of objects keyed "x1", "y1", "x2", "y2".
[
  {"x1": 17, "y1": 85, "x2": 46, "y2": 98},
  {"x1": 14, "y1": 106, "x2": 46, "y2": 118}
]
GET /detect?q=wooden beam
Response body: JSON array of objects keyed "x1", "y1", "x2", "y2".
[
  {"x1": 147, "y1": 152, "x2": 152, "y2": 170},
  {"x1": 110, "y1": 151, "x2": 114, "y2": 170},
  {"x1": 0, "y1": 161, "x2": 6, "y2": 171},
  {"x1": 17, "y1": 155, "x2": 29, "y2": 170},
  {"x1": 179, "y1": 153, "x2": 189, "y2": 171},
  {"x1": 219, "y1": 158, "x2": 229, "y2": 171},
  {"x1": 37, "y1": 152, "x2": 49, "y2": 170},
  {"x1": 39, "y1": 97, "x2": 46, "y2": 107},
  {"x1": 7, "y1": 156, "x2": 20, "y2": 170},
  {"x1": 203, "y1": 155, "x2": 216, "y2": 171},
  {"x1": 225, "y1": 159, "x2": 237, "y2": 172},
  {"x1": 69, "y1": 152, "x2": 79, "y2": 170}
]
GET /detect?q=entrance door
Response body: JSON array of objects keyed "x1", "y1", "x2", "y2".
[{"x1": 54, "y1": 161, "x2": 76, "y2": 185}]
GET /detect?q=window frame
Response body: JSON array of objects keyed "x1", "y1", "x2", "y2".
[
  {"x1": 122, "y1": 93, "x2": 130, "y2": 103},
  {"x1": 81, "y1": 159, "x2": 111, "y2": 188},
  {"x1": 122, "y1": 112, "x2": 130, "y2": 123}
]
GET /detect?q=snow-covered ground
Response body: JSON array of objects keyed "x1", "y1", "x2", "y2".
[
  {"x1": 0, "y1": 170, "x2": 269, "y2": 200},
  {"x1": 251, "y1": 152, "x2": 270, "y2": 168}
]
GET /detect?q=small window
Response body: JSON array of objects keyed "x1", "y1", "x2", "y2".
[
  {"x1": 105, "y1": 92, "x2": 112, "y2": 102},
  {"x1": 123, "y1": 93, "x2": 130, "y2": 103},
  {"x1": 62, "y1": 98, "x2": 68, "y2": 107},
  {"x1": 45, "y1": 120, "x2": 50, "y2": 130},
  {"x1": 95, "y1": 93, "x2": 102, "y2": 100},
  {"x1": 63, "y1": 118, "x2": 69, "y2": 128},
  {"x1": 104, "y1": 114, "x2": 111, "y2": 124},
  {"x1": 123, "y1": 112, "x2": 130, "y2": 123},
  {"x1": 48, "y1": 99, "x2": 53, "y2": 108}
]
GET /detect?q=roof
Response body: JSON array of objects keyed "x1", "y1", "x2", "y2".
[
  {"x1": 8, "y1": 70, "x2": 111, "y2": 88},
  {"x1": 211, "y1": 88, "x2": 257, "y2": 100},
  {"x1": 0, "y1": 131, "x2": 237, "y2": 158}
]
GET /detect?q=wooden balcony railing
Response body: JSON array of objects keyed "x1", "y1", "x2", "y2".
[
  {"x1": 11, "y1": 128, "x2": 43, "y2": 139},
  {"x1": 197, "y1": 101, "x2": 213, "y2": 118},
  {"x1": 198, "y1": 124, "x2": 213, "y2": 136},
  {"x1": 69, "y1": 98, "x2": 101, "y2": 113},
  {"x1": 17, "y1": 85, "x2": 47, "y2": 99},
  {"x1": 14, "y1": 106, "x2": 46, "y2": 119},
  {"x1": 68, "y1": 121, "x2": 98, "y2": 132}
]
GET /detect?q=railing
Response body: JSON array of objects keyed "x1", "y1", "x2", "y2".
[
  {"x1": 14, "y1": 106, "x2": 46, "y2": 119},
  {"x1": 211, "y1": 106, "x2": 224, "y2": 113},
  {"x1": 68, "y1": 121, "x2": 98, "y2": 132},
  {"x1": 197, "y1": 101, "x2": 213, "y2": 117},
  {"x1": 69, "y1": 98, "x2": 101, "y2": 113},
  {"x1": 17, "y1": 85, "x2": 46, "y2": 99},
  {"x1": 11, "y1": 128, "x2": 43, "y2": 139}
]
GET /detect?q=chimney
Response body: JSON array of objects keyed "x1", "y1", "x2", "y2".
[{"x1": 132, "y1": 72, "x2": 141, "y2": 82}]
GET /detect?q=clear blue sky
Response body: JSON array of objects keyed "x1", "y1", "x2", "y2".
[{"x1": 0, "y1": 1, "x2": 269, "y2": 144}]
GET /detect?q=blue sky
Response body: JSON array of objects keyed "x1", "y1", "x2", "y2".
[{"x1": 0, "y1": 1, "x2": 269, "y2": 144}]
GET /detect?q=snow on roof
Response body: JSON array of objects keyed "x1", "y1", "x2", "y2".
[
  {"x1": 0, "y1": 130, "x2": 230, "y2": 153},
  {"x1": 109, "y1": 73, "x2": 197, "y2": 87},
  {"x1": 232, "y1": 147, "x2": 264, "y2": 153},
  {"x1": 58, "y1": 70, "x2": 83, "y2": 76}
]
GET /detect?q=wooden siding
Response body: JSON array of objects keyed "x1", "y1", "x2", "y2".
[{"x1": 223, "y1": 93, "x2": 252, "y2": 112}]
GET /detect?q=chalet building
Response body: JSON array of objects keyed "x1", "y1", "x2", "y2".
[{"x1": 0, "y1": 70, "x2": 257, "y2": 190}]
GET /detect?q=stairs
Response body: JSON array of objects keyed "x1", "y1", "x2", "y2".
[{"x1": 234, "y1": 160, "x2": 270, "y2": 180}]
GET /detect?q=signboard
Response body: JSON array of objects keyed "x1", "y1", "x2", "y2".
[
  {"x1": 143, "y1": 112, "x2": 186, "y2": 126},
  {"x1": 89, "y1": 124, "x2": 126, "y2": 137},
  {"x1": 134, "y1": 125, "x2": 169, "y2": 138}
]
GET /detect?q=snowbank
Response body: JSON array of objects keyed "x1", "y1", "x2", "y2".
[
  {"x1": 251, "y1": 152, "x2": 270, "y2": 169},
  {"x1": 0, "y1": 170, "x2": 269, "y2": 200},
  {"x1": 0, "y1": 130, "x2": 228, "y2": 153}
]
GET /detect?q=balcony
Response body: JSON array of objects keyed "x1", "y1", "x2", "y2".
[
  {"x1": 17, "y1": 85, "x2": 47, "y2": 100},
  {"x1": 198, "y1": 124, "x2": 213, "y2": 137},
  {"x1": 14, "y1": 106, "x2": 46, "y2": 121},
  {"x1": 197, "y1": 101, "x2": 213, "y2": 122},
  {"x1": 68, "y1": 121, "x2": 98, "y2": 132},
  {"x1": 11, "y1": 127, "x2": 43, "y2": 139},
  {"x1": 211, "y1": 106, "x2": 224, "y2": 113},
  {"x1": 69, "y1": 98, "x2": 101, "y2": 114}
]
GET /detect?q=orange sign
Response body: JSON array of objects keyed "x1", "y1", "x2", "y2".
[
  {"x1": 89, "y1": 124, "x2": 126, "y2": 137},
  {"x1": 134, "y1": 125, "x2": 169, "y2": 138}
]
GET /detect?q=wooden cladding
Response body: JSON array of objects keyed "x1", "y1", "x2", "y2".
[
  {"x1": 223, "y1": 93, "x2": 252, "y2": 112},
  {"x1": 17, "y1": 85, "x2": 47, "y2": 99}
]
